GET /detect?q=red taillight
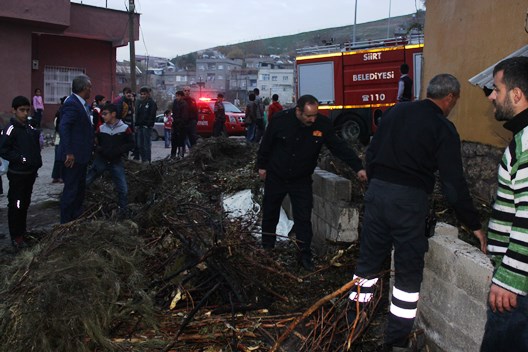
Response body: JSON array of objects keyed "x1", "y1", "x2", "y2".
[{"x1": 198, "y1": 97, "x2": 211, "y2": 102}]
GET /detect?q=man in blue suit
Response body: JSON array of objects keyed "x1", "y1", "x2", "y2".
[{"x1": 58, "y1": 74, "x2": 94, "y2": 223}]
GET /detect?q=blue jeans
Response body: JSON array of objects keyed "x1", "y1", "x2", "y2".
[
  {"x1": 135, "y1": 126, "x2": 152, "y2": 162},
  {"x1": 246, "y1": 122, "x2": 256, "y2": 142},
  {"x1": 164, "y1": 129, "x2": 171, "y2": 148},
  {"x1": 481, "y1": 293, "x2": 528, "y2": 351},
  {"x1": 86, "y1": 157, "x2": 128, "y2": 209}
]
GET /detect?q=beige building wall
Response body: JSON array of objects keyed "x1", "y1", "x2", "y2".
[{"x1": 423, "y1": 0, "x2": 528, "y2": 147}]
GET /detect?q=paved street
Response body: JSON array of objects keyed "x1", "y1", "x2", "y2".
[{"x1": 0, "y1": 137, "x2": 173, "y2": 249}]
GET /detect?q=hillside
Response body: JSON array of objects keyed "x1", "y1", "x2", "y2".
[{"x1": 214, "y1": 12, "x2": 424, "y2": 57}]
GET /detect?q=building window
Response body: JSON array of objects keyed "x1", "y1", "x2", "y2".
[
  {"x1": 283, "y1": 76, "x2": 289, "y2": 81},
  {"x1": 197, "y1": 64, "x2": 205, "y2": 71},
  {"x1": 207, "y1": 73, "x2": 215, "y2": 81},
  {"x1": 272, "y1": 76, "x2": 278, "y2": 81},
  {"x1": 218, "y1": 64, "x2": 224, "y2": 70},
  {"x1": 262, "y1": 74, "x2": 270, "y2": 81},
  {"x1": 208, "y1": 63, "x2": 216, "y2": 70},
  {"x1": 43, "y1": 66, "x2": 85, "y2": 104}
]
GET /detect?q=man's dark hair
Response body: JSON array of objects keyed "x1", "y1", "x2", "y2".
[
  {"x1": 164, "y1": 109, "x2": 170, "y2": 115},
  {"x1": 176, "y1": 90, "x2": 185, "y2": 97},
  {"x1": 139, "y1": 86, "x2": 151, "y2": 94},
  {"x1": 248, "y1": 93, "x2": 256, "y2": 101},
  {"x1": 72, "y1": 74, "x2": 91, "y2": 94},
  {"x1": 95, "y1": 95, "x2": 105, "y2": 103},
  {"x1": 12, "y1": 96, "x2": 30, "y2": 109},
  {"x1": 253, "y1": 88, "x2": 260, "y2": 95},
  {"x1": 217, "y1": 93, "x2": 224, "y2": 98},
  {"x1": 426, "y1": 74, "x2": 460, "y2": 99},
  {"x1": 400, "y1": 63, "x2": 409, "y2": 74},
  {"x1": 272, "y1": 94, "x2": 279, "y2": 101},
  {"x1": 493, "y1": 57, "x2": 528, "y2": 97},
  {"x1": 296, "y1": 94, "x2": 319, "y2": 111},
  {"x1": 122, "y1": 87, "x2": 132, "y2": 94},
  {"x1": 101, "y1": 103, "x2": 117, "y2": 115}
]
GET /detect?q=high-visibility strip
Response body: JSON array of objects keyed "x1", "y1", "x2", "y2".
[
  {"x1": 404, "y1": 43, "x2": 425, "y2": 50},
  {"x1": 349, "y1": 292, "x2": 373, "y2": 303},
  {"x1": 354, "y1": 275, "x2": 379, "y2": 288},
  {"x1": 343, "y1": 45, "x2": 406, "y2": 56},
  {"x1": 6, "y1": 125, "x2": 14, "y2": 136},
  {"x1": 390, "y1": 303, "x2": 417, "y2": 319},
  {"x1": 318, "y1": 103, "x2": 395, "y2": 110},
  {"x1": 296, "y1": 52, "x2": 343, "y2": 61},
  {"x1": 392, "y1": 287, "x2": 419, "y2": 303},
  {"x1": 16, "y1": 200, "x2": 21, "y2": 209}
]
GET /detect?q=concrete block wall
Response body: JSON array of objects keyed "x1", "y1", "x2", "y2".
[
  {"x1": 311, "y1": 169, "x2": 359, "y2": 255},
  {"x1": 281, "y1": 168, "x2": 359, "y2": 255},
  {"x1": 416, "y1": 223, "x2": 494, "y2": 352}
]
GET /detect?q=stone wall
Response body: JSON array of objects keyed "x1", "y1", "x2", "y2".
[{"x1": 461, "y1": 141, "x2": 503, "y2": 203}]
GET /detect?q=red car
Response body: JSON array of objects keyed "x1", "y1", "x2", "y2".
[{"x1": 196, "y1": 98, "x2": 246, "y2": 137}]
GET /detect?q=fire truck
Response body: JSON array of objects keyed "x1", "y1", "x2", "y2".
[{"x1": 295, "y1": 35, "x2": 424, "y2": 144}]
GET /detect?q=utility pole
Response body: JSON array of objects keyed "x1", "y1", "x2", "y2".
[
  {"x1": 387, "y1": 0, "x2": 392, "y2": 39},
  {"x1": 352, "y1": 0, "x2": 358, "y2": 46},
  {"x1": 128, "y1": 0, "x2": 137, "y2": 93}
]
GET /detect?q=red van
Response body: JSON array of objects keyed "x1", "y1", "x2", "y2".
[{"x1": 196, "y1": 98, "x2": 246, "y2": 137}]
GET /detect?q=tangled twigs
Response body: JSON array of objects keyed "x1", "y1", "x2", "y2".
[{"x1": 269, "y1": 277, "x2": 360, "y2": 352}]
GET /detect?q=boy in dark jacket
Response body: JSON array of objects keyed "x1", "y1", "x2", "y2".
[
  {"x1": 0, "y1": 96, "x2": 43, "y2": 249},
  {"x1": 86, "y1": 103, "x2": 134, "y2": 215}
]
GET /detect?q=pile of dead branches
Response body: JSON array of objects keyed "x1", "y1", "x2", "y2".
[{"x1": 0, "y1": 138, "x2": 386, "y2": 352}]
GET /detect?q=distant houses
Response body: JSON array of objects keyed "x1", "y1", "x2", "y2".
[{"x1": 117, "y1": 50, "x2": 295, "y2": 107}]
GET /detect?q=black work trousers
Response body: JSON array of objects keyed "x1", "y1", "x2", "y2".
[
  {"x1": 353, "y1": 178, "x2": 428, "y2": 347},
  {"x1": 7, "y1": 171, "x2": 37, "y2": 240},
  {"x1": 261, "y1": 173, "x2": 313, "y2": 255}
]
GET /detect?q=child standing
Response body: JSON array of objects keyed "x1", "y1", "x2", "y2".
[
  {"x1": 32, "y1": 88, "x2": 44, "y2": 129},
  {"x1": 0, "y1": 96, "x2": 43, "y2": 249},
  {"x1": 163, "y1": 109, "x2": 172, "y2": 148},
  {"x1": 86, "y1": 103, "x2": 134, "y2": 216}
]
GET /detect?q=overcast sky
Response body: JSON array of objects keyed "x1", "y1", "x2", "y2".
[{"x1": 73, "y1": 0, "x2": 424, "y2": 60}]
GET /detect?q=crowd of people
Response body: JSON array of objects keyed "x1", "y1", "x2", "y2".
[{"x1": 1, "y1": 57, "x2": 528, "y2": 351}]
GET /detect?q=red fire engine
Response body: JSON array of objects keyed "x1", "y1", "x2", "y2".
[{"x1": 295, "y1": 36, "x2": 424, "y2": 144}]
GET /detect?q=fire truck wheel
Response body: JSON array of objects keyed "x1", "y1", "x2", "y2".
[{"x1": 337, "y1": 118, "x2": 368, "y2": 145}]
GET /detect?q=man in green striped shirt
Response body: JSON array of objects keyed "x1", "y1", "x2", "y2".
[{"x1": 482, "y1": 56, "x2": 528, "y2": 351}]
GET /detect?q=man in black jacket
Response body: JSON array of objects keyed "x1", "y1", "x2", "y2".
[
  {"x1": 134, "y1": 86, "x2": 157, "y2": 163},
  {"x1": 0, "y1": 96, "x2": 43, "y2": 249},
  {"x1": 349, "y1": 74, "x2": 487, "y2": 350},
  {"x1": 257, "y1": 94, "x2": 367, "y2": 271}
]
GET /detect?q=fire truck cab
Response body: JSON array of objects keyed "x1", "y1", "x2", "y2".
[{"x1": 295, "y1": 36, "x2": 424, "y2": 145}]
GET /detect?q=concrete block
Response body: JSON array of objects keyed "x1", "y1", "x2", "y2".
[
  {"x1": 417, "y1": 298, "x2": 481, "y2": 352},
  {"x1": 313, "y1": 168, "x2": 351, "y2": 202},
  {"x1": 452, "y1": 248, "x2": 493, "y2": 303},
  {"x1": 434, "y1": 222, "x2": 458, "y2": 237},
  {"x1": 424, "y1": 236, "x2": 458, "y2": 282},
  {"x1": 420, "y1": 270, "x2": 487, "y2": 339}
]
